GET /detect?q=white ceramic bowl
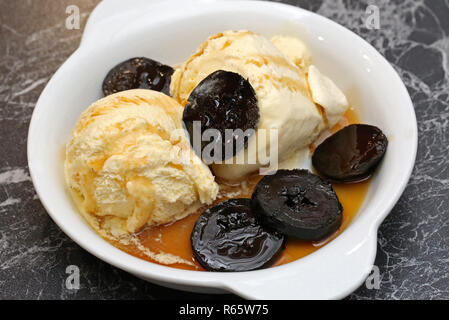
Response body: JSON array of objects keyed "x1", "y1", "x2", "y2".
[{"x1": 27, "y1": 0, "x2": 417, "y2": 299}]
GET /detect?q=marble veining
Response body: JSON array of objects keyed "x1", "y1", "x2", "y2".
[{"x1": 0, "y1": 0, "x2": 448, "y2": 299}]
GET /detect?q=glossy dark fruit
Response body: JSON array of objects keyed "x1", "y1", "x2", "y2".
[
  {"x1": 182, "y1": 70, "x2": 259, "y2": 161},
  {"x1": 251, "y1": 169, "x2": 343, "y2": 241},
  {"x1": 312, "y1": 124, "x2": 388, "y2": 183},
  {"x1": 102, "y1": 57, "x2": 174, "y2": 96},
  {"x1": 191, "y1": 198, "x2": 284, "y2": 272}
]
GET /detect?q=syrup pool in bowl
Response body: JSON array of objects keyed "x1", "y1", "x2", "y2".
[{"x1": 104, "y1": 107, "x2": 370, "y2": 271}]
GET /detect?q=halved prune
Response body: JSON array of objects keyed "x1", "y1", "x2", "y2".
[
  {"x1": 102, "y1": 57, "x2": 174, "y2": 96},
  {"x1": 252, "y1": 169, "x2": 342, "y2": 241},
  {"x1": 182, "y1": 70, "x2": 259, "y2": 161},
  {"x1": 312, "y1": 124, "x2": 388, "y2": 183},
  {"x1": 191, "y1": 198, "x2": 284, "y2": 272}
]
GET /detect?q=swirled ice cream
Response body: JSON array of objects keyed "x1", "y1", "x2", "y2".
[
  {"x1": 170, "y1": 30, "x2": 348, "y2": 181},
  {"x1": 64, "y1": 89, "x2": 218, "y2": 236}
]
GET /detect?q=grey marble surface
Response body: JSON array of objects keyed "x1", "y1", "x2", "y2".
[{"x1": 0, "y1": 0, "x2": 448, "y2": 300}]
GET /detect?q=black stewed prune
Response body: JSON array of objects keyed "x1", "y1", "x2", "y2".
[
  {"x1": 102, "y1": 57, "x2": 174, "y2": 96},
  {"x1": 312, "y1": 124, "x2": 388, "y2": 183},
  {"x1": 191, "y1": 198, "x2": 284, "y2": 272},
  {"x1": 252, "y1": 169, "x2": 342, "y2": 241},
  {"x1": 182, "y1": 70, "x2": 259, "y2": 161}
]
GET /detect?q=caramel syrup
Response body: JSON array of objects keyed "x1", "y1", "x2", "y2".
[{"x1": 108, "y1": 107, "x2": 369, "y2": 271}]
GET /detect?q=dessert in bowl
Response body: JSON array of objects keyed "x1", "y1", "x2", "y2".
[{"x1": 27, "y1": 0, "x2": 417, "y2": 299}]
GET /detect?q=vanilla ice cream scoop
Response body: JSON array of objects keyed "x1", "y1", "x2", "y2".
[
  {"x1": 65, "y1": 89, "x2": 218, "y2": 236},
  {"x1": 171, "y1": 30, "x2": 347, "y2": 182}
]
